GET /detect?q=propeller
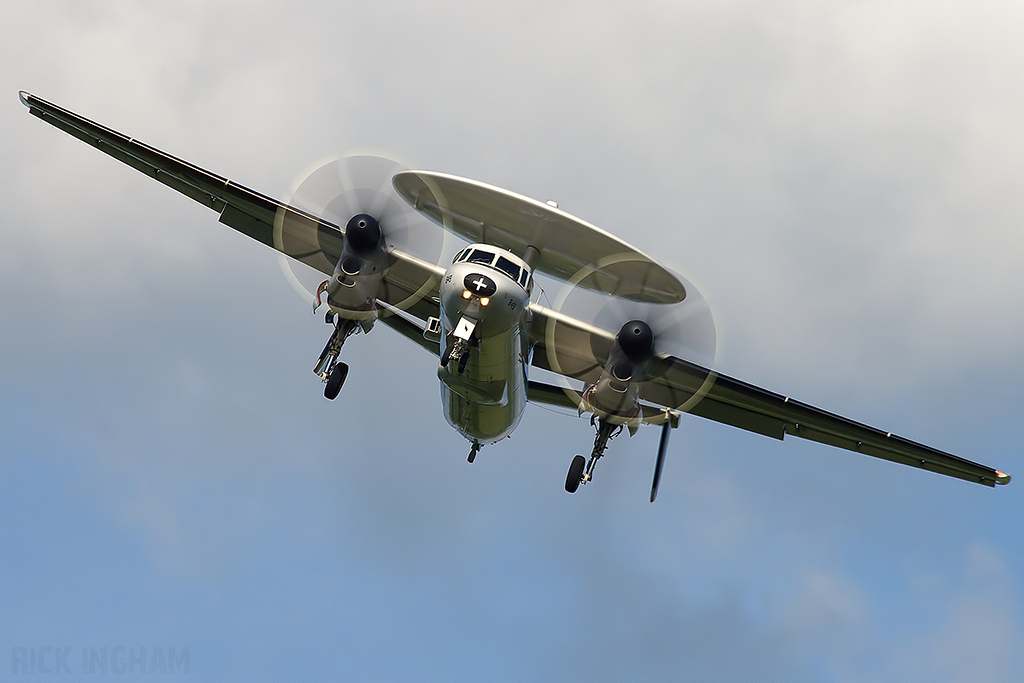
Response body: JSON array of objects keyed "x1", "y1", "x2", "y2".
[
  {"x1": 546, "y1": 254, "x2": 718, "y2": 412},
  {"x1": 273, "y1": 155, "x2": 445, "y2": 314},
  {"x1": 546, "y1": 254, "x2": 717, "y2": 499}
]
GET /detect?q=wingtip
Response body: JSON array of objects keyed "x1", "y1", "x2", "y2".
[
  {"x1": 18, "y1": 90, "x2": 32, "y2": 107},
  {"x1": 996, "y1": 470, "x2": 1011, "y2": 485}
]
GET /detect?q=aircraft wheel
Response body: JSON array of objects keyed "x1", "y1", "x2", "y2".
[
  {"x1": 440, "y1": 345, "x2": 452, "y2": 368},
  {"x1": 324, "y1": 362, "x2": 349, "y2": 400},
  {"x1": 565, "y1": 455, "x2": 586, "y2": 493}
]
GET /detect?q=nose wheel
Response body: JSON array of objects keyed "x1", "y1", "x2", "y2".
[{"x1": 440, "y1": 337, "x2": 472, "y2": 374}]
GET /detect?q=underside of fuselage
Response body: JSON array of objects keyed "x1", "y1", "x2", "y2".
[
  {"x1": 438, "y1": 324, "x2": 528, "y2": 445},
  {"x1": 436, "y1": 245, "x2": 532, "y2": 445}
]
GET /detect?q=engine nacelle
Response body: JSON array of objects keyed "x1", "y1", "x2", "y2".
[
  {"x1": 322, "y1": 214, "x2": 388, "y2": 325},
  {"x1": 580, "y1": 320, "x2": 654, "y2": 428}
]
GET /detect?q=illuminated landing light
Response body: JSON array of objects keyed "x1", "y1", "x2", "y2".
[
  {"x1": 480, "y1": 297, "x2": 490, "y2": 306},
  {"x1": 463, "y1": 290, "x2": 472, "y2": 299}
]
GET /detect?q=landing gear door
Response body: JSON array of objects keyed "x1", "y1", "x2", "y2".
[{"x1": 454, "y1": 316, "x2": 477, "y2": 341}]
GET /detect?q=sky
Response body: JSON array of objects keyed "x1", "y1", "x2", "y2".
[{"x1": 2, "y1": 1, "x2": 1023, "y2": 680}]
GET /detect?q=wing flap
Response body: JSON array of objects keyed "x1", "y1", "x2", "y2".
[
  {"x1": 687, "y1": 396, "x2": 786, "y2": 440},
  {"x1": 219, "y1": 203, "x2": 274, "y2": 246},
  {"x1": 526, "y1": 380, "x2": 580, "y2": 411}
]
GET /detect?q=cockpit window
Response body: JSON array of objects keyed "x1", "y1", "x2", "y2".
[
  {"x1": 518, "y1": 268, "x2": 530, "y2": 288},
  {"x1": 494, "y1": 256, "x2": 522, "y2": 283},
  {"x1": 452, "y1": 249, "x2": 466, "y2": 264},
  {"x1": 466, "y1": 249, "x2": 494, "y2": 265}
]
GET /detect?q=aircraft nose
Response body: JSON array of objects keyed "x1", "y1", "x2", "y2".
[{"x1": 463, "y1": 273, "x2": 496, "y2": 298}]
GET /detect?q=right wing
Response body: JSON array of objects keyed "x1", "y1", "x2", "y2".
[
  {"x1": 527, "y1": 302, "x2": 1011, "y2": 487},
  {"x1": 20, "y1": 91, "x2": 331, "y2": 256},
  {"x1": 19, "y1": 91, "x2": 443, "y2": 321}
]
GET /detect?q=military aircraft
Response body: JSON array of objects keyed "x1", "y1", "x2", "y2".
[{"x1": 20, "y1": 91, "x2": 1010, "y2": 500}]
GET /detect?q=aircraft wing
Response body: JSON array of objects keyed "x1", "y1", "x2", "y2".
[
  {"x1": 24, "y1": 91, "x2": 1007, "y2": 487},
  {"x1": 527, "y1": 302, "x2": 1010, "y2": 487},
  {"x1": 18, "y1": 91, "x2": 442, "y2": 318}
]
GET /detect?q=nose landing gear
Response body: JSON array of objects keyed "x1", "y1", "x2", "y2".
[
  {"x1": 440, "y1": 338, "x2": 472, "y2": 374},
  {"x1": 440, "y1": 316, "x2": 478, "y2": 375}
]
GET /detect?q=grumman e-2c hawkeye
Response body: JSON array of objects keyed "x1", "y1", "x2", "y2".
[{"x1": 20, "y1": 91, "x2": 1010, "y2": 500}]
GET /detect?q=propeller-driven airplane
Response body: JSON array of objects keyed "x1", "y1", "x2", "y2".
[{"x1": 20, "y1": 91, "x2": 1010, "y2": 500}]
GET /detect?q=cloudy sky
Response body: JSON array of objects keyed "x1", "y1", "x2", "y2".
[{"x1": 2, "y1": 1, "x2": 1023, "y2": 680}]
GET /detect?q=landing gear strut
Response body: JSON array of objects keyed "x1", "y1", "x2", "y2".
[
  {"x1": 314, "y1": 313, "x2": 359, "y2": 399},
  {"x1": 565, "y1": 416, "x2": 622, "y2": 494},
  {"x1": 468, "y1": 441, "x2": 481, "y2": 463}
]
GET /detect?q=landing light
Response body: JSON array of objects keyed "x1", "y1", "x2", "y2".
[
  {"x1": 463, "y1": 290, "x2": 472, "y2": 299},
  {"x1": 480, "y1": 297, "x2": 489, "y2": 306}
]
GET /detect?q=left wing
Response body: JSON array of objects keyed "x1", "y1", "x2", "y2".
[{"x1": 527, "y1": 302, "x2": 1011, "y2": 487}]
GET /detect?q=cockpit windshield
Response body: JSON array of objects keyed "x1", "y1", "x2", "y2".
[
  {"x1": 466, "y1": 249, "x2": 495, "y2": 265},
  {"x1": 494, "y1": 256, "x2": 522, "y2": 284},
  {"x1": 455, "y1": 246, "x2": 530, "y2": 290}
]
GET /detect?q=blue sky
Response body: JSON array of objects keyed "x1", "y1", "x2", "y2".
[{"x1": 2, "y1": 1, "x2": 1023, "y2": 680}]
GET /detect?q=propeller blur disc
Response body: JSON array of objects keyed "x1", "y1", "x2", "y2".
[
  {"x1": 546, "y1": 252, "x2": 718, "y2": 415},
  {"x1": 274, "y1": 155, "x2": 445, "y2": 311}
]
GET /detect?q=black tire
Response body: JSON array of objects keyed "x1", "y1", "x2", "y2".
[
  {"x1": 565, "y1": 455, "x2": 586, "y2": 493},
  {"x1": 440, "y1": 345, "x2": 452, "y2": 368},
  {"x1": 324, "y1": 362, "x2": 349, "y2": 400}
]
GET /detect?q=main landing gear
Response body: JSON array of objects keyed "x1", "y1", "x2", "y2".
[
  {"x1": 314, "y1": 311, "x2": 358, "y2": 400},
  {"x1": 467, "y1": 440, "x2": 481, "y2": 463},
  {"x1": 565, "y1": 416, "x2": 622, "y2": 494}
]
